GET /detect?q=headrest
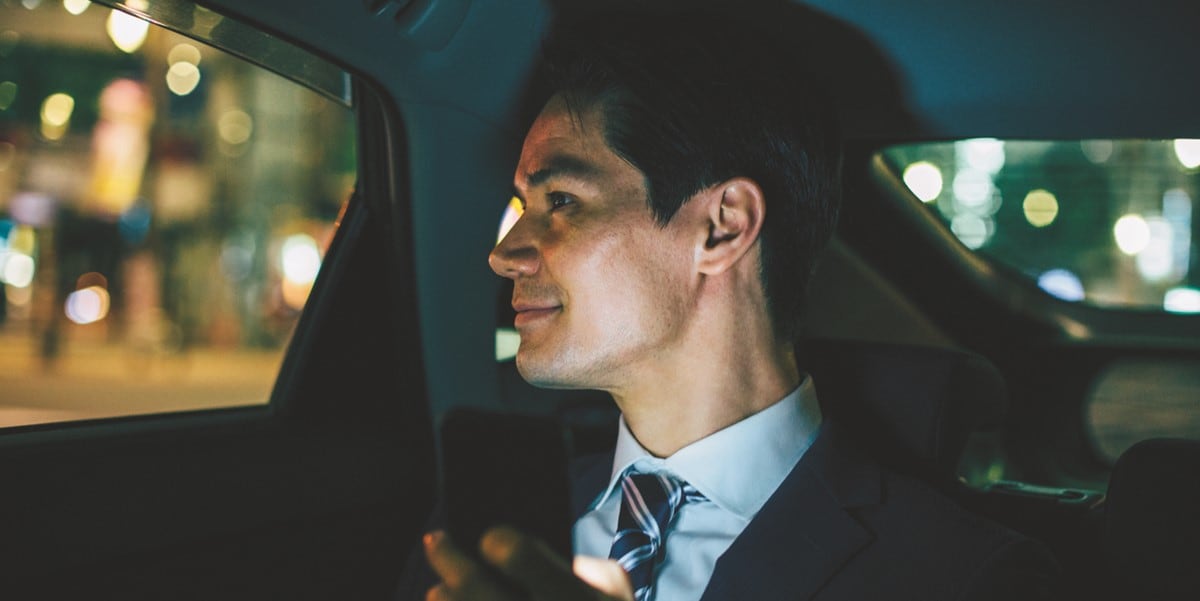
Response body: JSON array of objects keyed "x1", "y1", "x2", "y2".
[
  {"x1": 796, "y1": 338, "x2": 1008, "y2": 484},
  {"x1": 1105, "y1": 438, "x2": 1200, "y2": 599}
]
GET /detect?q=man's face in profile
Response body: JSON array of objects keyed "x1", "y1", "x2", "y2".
[{"x1": 489, "y1": 95, "x2": 701, "y2": 392}]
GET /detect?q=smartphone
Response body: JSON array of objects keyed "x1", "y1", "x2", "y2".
[{"x1": 440, "y1": 408, "x2": 575, "y2": 561}]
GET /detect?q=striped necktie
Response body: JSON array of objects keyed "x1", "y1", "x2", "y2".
[{"x1": 607, "y1": 470, "x2": 706, "y2": 601}]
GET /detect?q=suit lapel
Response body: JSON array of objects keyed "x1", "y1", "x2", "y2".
[{"x1": 699, "y1": 424, "x2": 881, "y2": 601}]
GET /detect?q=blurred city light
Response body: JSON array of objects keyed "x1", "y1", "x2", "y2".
[
  {"x1": 957, "y1": 138, "x2": 1005, "y2": 174},
  {"x1": 1022, "y1": 189, "x2": 1059, "y2": 227},
  {"x1": 0, "y1": 81, "x2": 16, "y2": 110},
  {"x1": 1164, "y1": 287, "x2": 1200, "y2": 314},
  {"x1": 106, "y1": 10, "x2": 149, "y2": 53},
  {"x1": 218, "y1": 109, "x2": 253, "y2": 145},
  {"x1": 166, "y1": 62, "x2": 201, "y2": 96},
  {"x1": 1080, "y1": 140, "x2": 1114, "y2": 164},
  {"x1": 10, "y1": 191, "x2": 55, "y2": 226},
  {"x1": 8, "y1": 223, "x2": 37, "y2": 255},
  {"x1": 63, "y1": 0, "x2": 90, "y2": 15},
  {"x1": 1174, "y1": 139, "x2": 1200, "y2": 169},
  {"x1": 1135, "y1": 218, "x2": 1173, "y2": 281},
  {"x1": 0, "y1": 251, "x2": 36, "y2": 288},
  {"x1": 902, "y1": 161, "x2": 942, "y2": 203},
  {"x1": 1038, "y1": 269, "x2": 1085, "y2": 302},
  {"x1": 495, "y1": 328, "x2": 520, "y2": 362},
  {"x1": 65, "y1": 285, "x2": 111, "y2": 324},
  {"x1": 22, "y1": 0, "x2": 42, "y2": 9},
  {"x1": 952, "y1": 169, "x2": 994, "y2": 208},
  {"x1": 39, "y1": 92, "x2": 74, "y2": 140},
  {"x1": 281, "y1": 233, "x2": 321, "y2": 285},
  {"x1": 1163, "y1": 189, "x2": 1193, "y2": 281},
  {"x1": 167, "y1": 43, "x2": 201, "y2": 66},
  {"x1": 951, "y1": 214, "x2": 991, "y2": 249},
  {"x1": 1114, "y1": 214, "x2": 1150, "y2": 255},
  {"x1": 497, "y1": 196, "x2": 523, "y2": 244}
]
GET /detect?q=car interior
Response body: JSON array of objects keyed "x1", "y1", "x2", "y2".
[{"x1": 1, "y1": 0, "x2": 1198, "y2": 599}]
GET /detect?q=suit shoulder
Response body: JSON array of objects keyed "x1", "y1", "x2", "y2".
[{"x1": 836, "y1": 468, "x2": 1060, "y2": 600}]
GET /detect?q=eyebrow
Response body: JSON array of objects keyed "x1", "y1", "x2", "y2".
[{"x1": 521, "y1": 154, "x2": 604, "y2": 189}]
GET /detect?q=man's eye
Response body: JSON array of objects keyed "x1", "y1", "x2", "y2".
[{"x1": 547, "y1": 192, "x2": 574, "y2": 210}]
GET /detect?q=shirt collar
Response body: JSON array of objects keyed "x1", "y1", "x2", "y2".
[{"x1": 596, "y1": 376, "x2": 823, "y2": 520}]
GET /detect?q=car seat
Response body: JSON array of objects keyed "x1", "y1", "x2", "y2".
[{"x1": 1103, "y1": 438, "x2": 1200, "y2": 600}]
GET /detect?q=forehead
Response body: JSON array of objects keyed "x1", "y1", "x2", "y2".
[{"x1": 515, "y1": 96, "x2": 620, "y2": 183}]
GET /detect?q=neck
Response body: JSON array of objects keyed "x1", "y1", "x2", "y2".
[{"x1": 609, "y1": 326, "x2": 800, "y2": 458}]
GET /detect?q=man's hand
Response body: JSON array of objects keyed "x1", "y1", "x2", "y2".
[{"x1": 424, "y1": 527, "x2": 633, "y2": 601}]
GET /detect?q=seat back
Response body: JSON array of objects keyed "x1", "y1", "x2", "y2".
[
  {"x1": 1104, "y1": 438, "x2": 1200, "y2": 600},
  {"x1": 796, "y1": 338, "x2": 1008, "y2": 488}
]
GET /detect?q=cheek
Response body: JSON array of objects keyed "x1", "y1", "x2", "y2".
[{"x1": 566, "y1": 229, "x2": 691, "y2": 334}]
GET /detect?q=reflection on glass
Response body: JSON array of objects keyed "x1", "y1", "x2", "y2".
[
  {"x1": 0, "y1": 3, "x2": 356, "y2": 428},
  {"x1": 883, "y1": 140, "x2": 1200, "y2": 311}
]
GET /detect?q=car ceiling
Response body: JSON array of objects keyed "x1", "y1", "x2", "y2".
[{"x1": 201, "y1": 0, "x2": 1200, "y2": 141}]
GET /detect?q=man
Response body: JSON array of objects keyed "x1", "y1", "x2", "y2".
[{"x1": 418, "y1": 4, "x2": 1058, "y2": 600}]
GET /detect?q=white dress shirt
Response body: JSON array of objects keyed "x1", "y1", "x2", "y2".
[{"x1": 573, "y1": 376, "x2": 824, "y2": 601}]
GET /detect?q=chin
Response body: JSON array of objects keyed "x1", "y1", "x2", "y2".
[{"x1": 515, "y1": 347, "x2": 592, "y2": 390}]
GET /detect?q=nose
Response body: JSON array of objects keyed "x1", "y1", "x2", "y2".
[{"x1": 489, "y1": 213, "x2": 539, "y2": 279}]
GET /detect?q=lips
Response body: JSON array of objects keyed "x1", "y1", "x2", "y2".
[{"x1": 512, "y1": 302, "x2": 561, "y2": 327}]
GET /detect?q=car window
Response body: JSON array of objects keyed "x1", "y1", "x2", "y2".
[
  {"x1": 880, "y1": 139, "x2": 1200, "y2": 463},
  {"x1": 0, "y1": 2, "x2": 355, "y2": 428},
  {"x1": 880, "y1": 139, "x2": 1200, "y2": 313}
]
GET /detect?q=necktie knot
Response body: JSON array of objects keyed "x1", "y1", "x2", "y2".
[{"x1": 608, "y1": 469, "x2": 706, "y2": 601}]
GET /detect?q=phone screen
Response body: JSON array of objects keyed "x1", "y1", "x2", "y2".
[{"x1": 441, "y1": 409, "x2": 575, "y2": 560}]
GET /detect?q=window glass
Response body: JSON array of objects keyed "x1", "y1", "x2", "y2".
[
  {"x1": 880, "y1": 140, "x2": 1200, "y2": 313},
  {"x1": 0, "y1": 3, "x2": 355, "y2": 428}
]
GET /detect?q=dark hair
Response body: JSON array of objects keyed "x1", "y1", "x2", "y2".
[{"x1": 542, "y1": 2, "x2": 842, "y2": 338}]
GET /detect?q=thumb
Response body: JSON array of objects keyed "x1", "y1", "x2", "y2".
[{"x1": 572, "y1": 556, "x2": 634, "y2": 601}]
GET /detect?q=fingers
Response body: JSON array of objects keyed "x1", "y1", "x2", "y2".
[
  {"x1": 573, "y1": 556, "x2": 635, "y2": 601},
  {"x1": 424, "y1": 531, "x2": 477, "y2": 590},
  {"x1": 479, "y1": 526, "x2": 609, "y2": 600},
  {"x1": 425, "y1": 530, "x2": 523, "y2": 601}
]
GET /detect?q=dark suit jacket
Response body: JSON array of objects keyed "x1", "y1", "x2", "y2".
[
  {"x1": 399, "y1": 422, "x2": 1059, "y2": 600},
  {"x1": 570, "y1": 422, "x2": 1059, "y2": 601}
]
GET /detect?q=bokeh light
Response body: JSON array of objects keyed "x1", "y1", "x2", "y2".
[
  {"x1": 218, "y1": 109, "x2": 253, "y2": 145},
  {"x1": 106, "y1": 10, "x2": 149, "y2": 53},
  {"x1": 166, "y1": 61, "x2": 201, "y2": 95},
  {"x1": 1174, "y1": 139, "x2": 1200, "y2": 169},
  {"x1": 281, "y1": 233, "x2": 321, "y2": 285},
  {"x1": 62, "y1": 0, "x2": 90, "y2": 15},
  {"x1": 65, "y1": 285, "x2": 111, "y2": 324},
  {"x1": 952, "y1": 169, "x2": 994, "y2": 209},
  {"x1": 950, "y1": 214, "x2": 991, "y2": 249},
  {"x1": 0, "y1": 251, "x2": 35, "y2": 288},
  {"x1": 1114, "y1": 214, "x2": 1150, "y2": 255},
  {"x1": 957, "y1": 138, "x2": 1005, "y2": 174},
  {"x1": 1022, "y1": 189, "x2": 1059, "y2": 227},
  {"x1": 39, "y1": 92, "x2": 74, "y2": 140},
  {"x1": 40, "y1": 92, "x2": 73, "y2": 125},
  {"x1": 1038, "y1": 269, "x2": 1085, "y2": 302},
  {"x1": 902, "y1": 162, "x2": 942, "y2": 203},
  {"x1": 1134, "y1": 217, "x2": 1173, "y2": 281},
  {"x1": 1164, "y1": 288, "x2": 1200, "y2": 314}
]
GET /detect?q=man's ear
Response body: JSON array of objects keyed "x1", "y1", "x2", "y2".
[{"x1": 697, "y1": 177, "x2": 765, "y2": 275}]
